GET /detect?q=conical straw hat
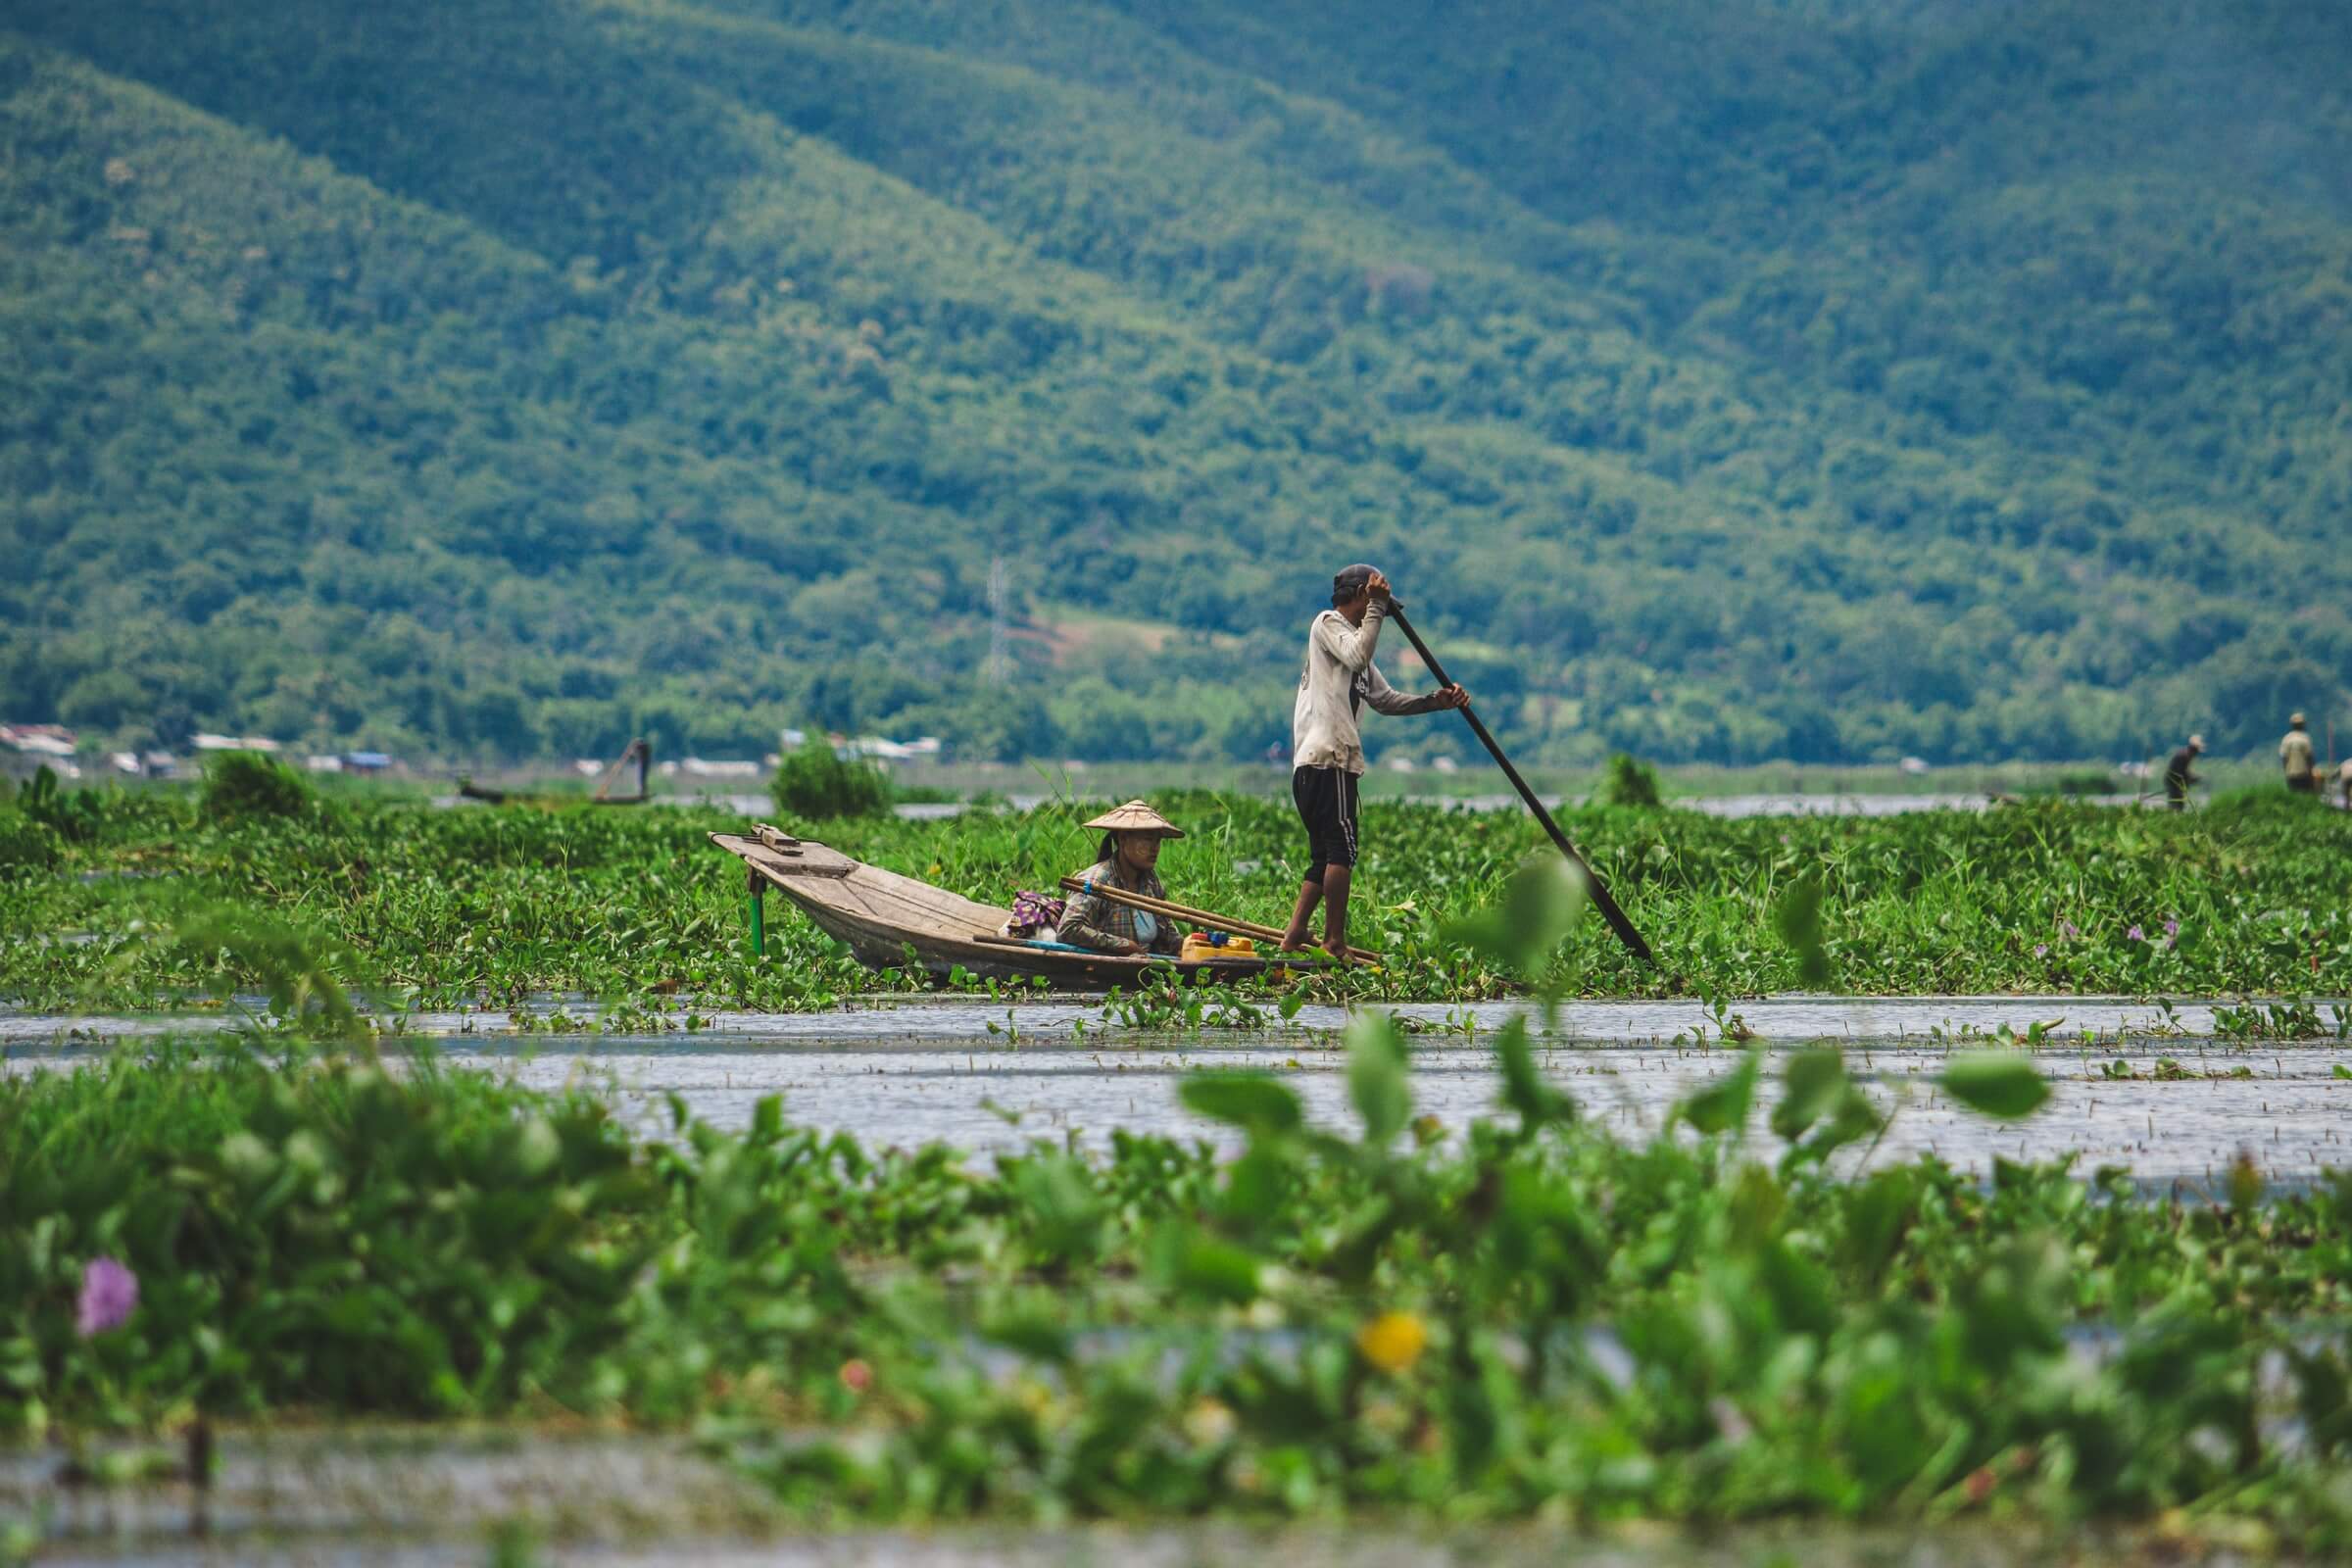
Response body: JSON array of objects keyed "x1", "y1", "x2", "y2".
[{"x1": 1082, "y1": 799, "x2": 1185, "y2": 838}]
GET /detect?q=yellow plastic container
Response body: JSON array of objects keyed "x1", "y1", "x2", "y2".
[{"x1": 1181, "y1": 932, "x2": 1257, "y2": 962}]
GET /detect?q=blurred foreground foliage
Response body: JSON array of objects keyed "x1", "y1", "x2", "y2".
[{"x1": 2, "y1": 1022, "x2": 2349, "y2": 1536}]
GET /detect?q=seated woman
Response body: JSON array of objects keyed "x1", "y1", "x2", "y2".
[{"x1": 1055, "y1": 800, "x2": 1187, "y2": 957}]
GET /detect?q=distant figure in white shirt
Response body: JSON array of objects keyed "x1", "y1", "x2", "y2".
[
  {"x1": 2282, "y1": 712, "x2": 2318, "y2": 794},
  {"x1": 1280, "y1": 564, "x2": 1467, "y2": 958}
]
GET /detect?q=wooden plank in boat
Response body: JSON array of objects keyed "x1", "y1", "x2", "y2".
[
  {"x1": 837, "y1": 867, "x2": 1003, "y2": 929},
  {"x1": 710, "y1": 832, "x2": 856, "y2": 881}
]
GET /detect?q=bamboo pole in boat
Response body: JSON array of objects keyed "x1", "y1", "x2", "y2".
[
  {"x1": 1057, "y1": 876, "x2": 1379, "y2": 964},
  {"x1": 970, "y1": 931, "x2": 1345, "y2": 968}
]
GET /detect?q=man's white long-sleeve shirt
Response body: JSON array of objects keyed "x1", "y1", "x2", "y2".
[{"x1": 1291, "y1": 602, "x2": 1447, "y2": 774}]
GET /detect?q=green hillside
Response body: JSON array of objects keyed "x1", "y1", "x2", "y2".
[{"x1": 2, "y1": 0, "x2": 2347, "y2": 766}]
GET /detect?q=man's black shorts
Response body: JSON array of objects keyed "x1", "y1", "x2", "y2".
[{"x1": 1292, "y1": 764, "x2": 1358, "y2": 878}]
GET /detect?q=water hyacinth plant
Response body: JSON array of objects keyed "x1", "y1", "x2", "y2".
[
  {"x1": 5, "y1": 856, "x2": 2343, "y2": 1539},
  {"x1": 769, "y1": 736, "x2": 895, "y2": 822},
  {"x1": 74, "y1": 1258, "x2": 136, "y2": 1338},
  {"x1": 12, "y1": 784, "x2": 2352, "y2": 1015},
  {"x1": 1, "y1": 1039, "x2": 2349, "y2": 1535}
]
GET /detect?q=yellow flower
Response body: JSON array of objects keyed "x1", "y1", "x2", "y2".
[{"x1": 1355, "y1": 1310, "x2": 1428, "y2": 1374}]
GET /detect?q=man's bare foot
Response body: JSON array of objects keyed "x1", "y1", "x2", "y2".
[{"x1": 1278, "y1": 930, "x2": 1316, "y2": 954}]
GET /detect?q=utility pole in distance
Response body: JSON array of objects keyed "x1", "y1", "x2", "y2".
[{"x1": 986, "y1": 556, "x2": 1009, "y2": 687}]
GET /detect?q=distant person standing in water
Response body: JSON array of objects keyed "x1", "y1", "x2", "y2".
[
  {"x1": 2282, "y1": 712, "x2": 2318, "y2": 794},
  {"x1": 2163, "y1": 734, "x2": 2203, "y2": 810},
  {"x1": 1280, "y1": 564, "x2": 1467, "y2": 958},
  {"x1": 2339, "y1": 757, "x2": 2352, "y2": 810}
]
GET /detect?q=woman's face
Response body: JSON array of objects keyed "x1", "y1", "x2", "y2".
[{"x1": 1117, "y1": 832, "x2": 1162, "y2": 875}]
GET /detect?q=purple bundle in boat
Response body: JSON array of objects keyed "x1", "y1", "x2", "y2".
[{"x1": 1006, "y1": 890, "x2": 1066, "y2": 938}]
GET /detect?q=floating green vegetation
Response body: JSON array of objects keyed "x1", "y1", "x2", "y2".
[
  {"x1": 0, "y1": 805, "x2": 62, "y2": 878},
  {"x1": 6, "y1": 1030, "x2": 2351, "y2": 1538},
  {"x1": 1599, "y1": 753, "x2": 1665, "y2": 809},
  {"x1": 1, "y1": 785, "x2": 2350, "y2": 1012},
  {"x1": 769, "y1": 738, "x2": 896, "y2": 823},
  {"x1": 197, "y1": 751, "x2": 318, "y2": 826},
  {"x1": 6, "y1": 868, "x2": 2352, "y2": 1541}
]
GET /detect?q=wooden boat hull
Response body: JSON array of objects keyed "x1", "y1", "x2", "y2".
[
  {"x1": 459, "y1": 780, "x2": 647, "y2": 807},
  {"x1": 710, "y1": 830, "x2": 1320, "y2": 990}
]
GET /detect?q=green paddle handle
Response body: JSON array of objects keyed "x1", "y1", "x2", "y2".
[{"x1": 747, "y1": 867, "x2": 765, "y2": 959}]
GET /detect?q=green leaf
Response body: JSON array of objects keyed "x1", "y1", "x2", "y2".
[
  {"x1": 1757, "y1": 1239, "x2": 1836, "y2": 1336},
  {"x1": 1179, "y1": 1072, "x2": 1303, "y2": 1135},
  {"x1": 1443, "y1": 856, "x2": 1586, "y2": 981},
  {"x1": 1772, "y1": 874, "x2": 1832, "y2": 988},
  {"x1": 1839, "y1": 1167, "x2": 1917, "y2": 1286},
  {"x1": 1147, "y1": 1222, "x2": 1261, "y2": 1304},
  {"x1": 980, "y1": 1298, "x2": 1072, "y2": 1361},
  {"x1": 1770, "y1": 1049, "x2": 1847, "y2": 1142},
  {"x1": 1814, "y1": 1085, "x2": 1884, "y2": 1157},
  {"x1": 1677, "y1": 1045, "x2": 1762, "y2": 1137},
  {"x1": 1346, "y1": 1011, "x2": 1412, "y2": 1148},
  {"x1": 1009, "y1": 1154, "x2": 1106, "y2": 1265},
  {"x1": 1940, "y1": 1053, "x2": 2051, "y2": 1120},
  {"x1": 1494, "y1": 1013, "x2": 1576, "y2": 1130},
  {"x1": 508, "y1": 1117, "x2": 560, "y2": 1181}
]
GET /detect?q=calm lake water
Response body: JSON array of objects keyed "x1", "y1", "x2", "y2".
[{"x1": 8, "y1": 995, "x2": 2349, "y2": 1186}]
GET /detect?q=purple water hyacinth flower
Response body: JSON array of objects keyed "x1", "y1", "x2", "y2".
[
  {"x1": 75, "y1": 1257, "x2": 138, "y2": 1338},
  {"x1": 2058, "y1": 919, "x2": 2081, "y2": 941},
  {"x1": 2033, "y1": 944, "x2": 2049, "y2": 959},
  {"x1": 2127, "y1": 925, "x2": 2145, "y2": 943},
  {"x1": 2163, "y1": 916, "x2": 2180, "y2": 950}
]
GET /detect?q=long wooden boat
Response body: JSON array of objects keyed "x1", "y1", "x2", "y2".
[
  {"x1": 710, "y1": 827, "x2": 1333, "y2": 990},
  {"x1": 457, "y1": 779, "x2": 648, "y2": 807},
  {"x1": 458, "y1": 739, "x2": 653, "y2": 808}
]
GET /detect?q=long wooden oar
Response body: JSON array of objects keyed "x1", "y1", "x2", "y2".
[
  {"x1": 1385, "y1": 601, "x2": 1656, "y2": 967},
  {"x1": 1057, "y1": 876, "x2": 1379, "y2": 965}
]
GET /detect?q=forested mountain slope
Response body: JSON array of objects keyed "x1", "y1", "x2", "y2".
[{"x1": 2, "y1": 0, "x2": 2346, "y2": 764}]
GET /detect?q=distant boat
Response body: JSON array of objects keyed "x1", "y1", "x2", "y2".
[{"x1": 460, "y1": 739, "x2": 652, "y2": 807}]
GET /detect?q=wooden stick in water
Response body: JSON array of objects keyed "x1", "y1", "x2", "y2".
[
  {"x1": 1056, "y1": 876, "x2": 1379, "y2": 964},
  {"x1": 1385, "y1": 600, "x2": 1656, "y2": 967}
]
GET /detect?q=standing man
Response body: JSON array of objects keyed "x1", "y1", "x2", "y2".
[
  {"x1": 2282, "y1": 712, "x2": 2318, "y2": 794},
  {"x1": 2339, "y1": 757, "x2": 2352, "y2": 810},
  {"x1": 2163, "y1": 734, "x2": 2203, "y2": 810},
  {"x1": 1280, "y1": 564, "x2": 1467, "y2": 957}
]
